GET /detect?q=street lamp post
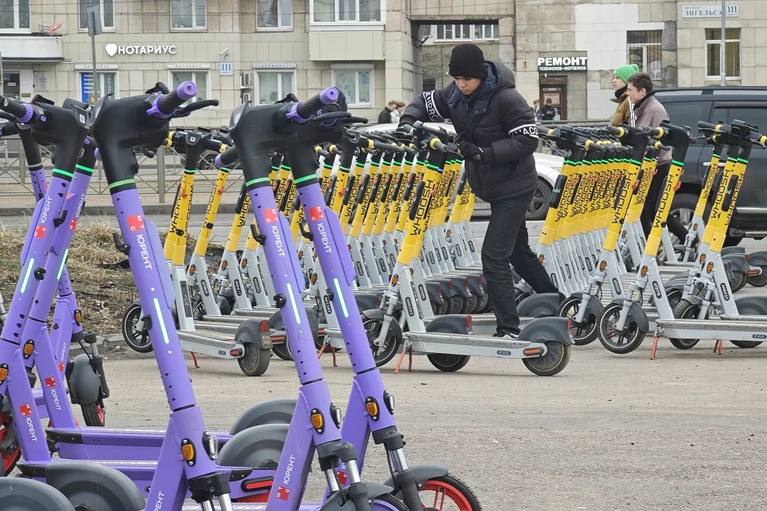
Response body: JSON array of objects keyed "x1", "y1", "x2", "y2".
[{"x1": 720, "y1": 0, "x2": 726, "y2": 86}]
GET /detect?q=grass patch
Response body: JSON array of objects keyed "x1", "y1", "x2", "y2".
[{"x1": 0, "y1": 224, "x2": 223, "y2": 335}]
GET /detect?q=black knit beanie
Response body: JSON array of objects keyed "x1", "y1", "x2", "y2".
[{"x1": 448, "y1": 44, "x2": 487, "y2": 78}]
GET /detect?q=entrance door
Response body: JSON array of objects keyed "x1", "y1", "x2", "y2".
[
  {"x1": 540, "y1": 84, "x2": 567, "y2": 121},
  {"x1": 2, "y1": 72, "x2": 20, "y2": 99}
]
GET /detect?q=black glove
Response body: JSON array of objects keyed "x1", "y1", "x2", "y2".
[
  {"x1": 396, "y1": 122, "x2": 414, "y2": 135},
  {"x1": 459, "y1": 141, "x2": 484, "y2": 161}
]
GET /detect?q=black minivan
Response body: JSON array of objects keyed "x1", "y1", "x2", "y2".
[{"x1": 655, "y1": 87, "x2": 767, "y2": 244}]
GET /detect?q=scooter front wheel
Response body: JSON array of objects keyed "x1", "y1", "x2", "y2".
[
  {"x1": 558, "y1": 295, "x2": 598, "y2": 345},
  {"x1": 362, "y1": 314, "x2": 402, "y2": 367},
  {"x1": 120, "y1": 303, "x2": 153, "y2": 353},
  {"x1": 597, "y1": 302, "x2": 644, "y2": 354},
  {"x1": 669, "y1": 299, "x2": 701, "y2": 350},
  {"x1": 418, "y1": 474, "x2": 481, "y2": 511}
]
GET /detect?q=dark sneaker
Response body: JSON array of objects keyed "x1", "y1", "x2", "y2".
[{"x1": 493, "y1": 329, "x2": 520, "y2": 339}]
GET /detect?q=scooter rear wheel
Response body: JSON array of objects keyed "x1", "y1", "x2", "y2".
[
  {"x1": 522, "y1": 341, "x2": 571, "y2": 376},
  {"x1": 558, "y1": 295, "x2": 598, "y2": 345},
  {"x1": 597, "y1": 302, "x2": 644, "y2": 354},
  {"x1": 748, "y1": 265, "x2": 767, "y2": 287},
  {"x1": 80, "y1": 400, "x2": 106, "y2": 427},
  {"x1": 0, "y1": 411, "x2": 21, "y2": 476},
  {"x1": 418, "y1": 474, "x2": 481, "y2": 511},
  {"x1": 120, "y1": 303, "x2": 153, "y2": 353},
  {"x1": 669, "y1": 299, "x2": 701, "y2": 350}
]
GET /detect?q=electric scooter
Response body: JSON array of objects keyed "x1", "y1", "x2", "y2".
[{"x1": 11, "y1": 84, "x2": 403, "y2": 510}]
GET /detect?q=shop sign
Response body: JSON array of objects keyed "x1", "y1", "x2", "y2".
[
  {"x1": 537, "y1": 56, "x2": 587, "y2": 72},
  {"x1": 104, "y1": 43, "x2": 177, "y2": 57}
]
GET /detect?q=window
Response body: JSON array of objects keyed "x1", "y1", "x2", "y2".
[
  {"x1": 433, "y1": 23, "x2": 497, "y2": 42},
  {"x1": 171, "y1": 0, "x2": 206, "y2": 30},
  {"x1": 79, "y1": 0, "x2": 113, "y2": 30},
  {"x1": 256, "y1": 71, "x2": 294, "y2": 104},
  {"x1": 0, "y1": 0, "x2": 29, "y2": 30},
  {"x1": 706, "y1": 28, "x2": 740, "y2": 79},
  {"x1": 627, "y1": 30, "x2": 662, "y2": 82},
  {"x1": 660, "y1": 100, "x2": 711, "y2": 142},
  {"x1": 312, "y1": 0, "x2": 382, "y2": 23},
  {"x1": 422, "y1": 78, "x2": 436, "y2": 92},
  {"x1": 712, "y1": 105, "x2": 767, "y2": 135},
  {"x1": 333, "y1": 66, "x2": 372, "y2": 107},
  {"x1": 170, "y1": 71, "x2": 208, "y2": 104},
  {"x1": 79, "y1": 71, "x2": 117, "y2": 104},
  {"x1": 257, "y1": 0, "x2": 292, "y2": 29}
]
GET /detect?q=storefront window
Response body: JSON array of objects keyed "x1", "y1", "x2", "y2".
[{"x1": 79, "y1": 71, "x2": 117, "y2": 104}]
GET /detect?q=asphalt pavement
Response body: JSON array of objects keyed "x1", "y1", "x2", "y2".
[{"x1": 4, "y1": 211, "x2": 767, "y2": 509}]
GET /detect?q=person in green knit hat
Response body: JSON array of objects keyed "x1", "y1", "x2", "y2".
[{"x1": 610, "y1": 63, "x2": 639, "y2": 126}]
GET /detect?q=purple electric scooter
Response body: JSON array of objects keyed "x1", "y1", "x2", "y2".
[
  {"x1": 212, "y1": 88, "x2": 479, "y2": 510},
  {"x1": 5, "y1": 84, "x2": 404, "y2": 510},
  {"x1": 0, "y1": 112, "x2": 109, "y2": 430},
  {"x1": 0, "y1": 96, "x2": 111, "y2": 474}
]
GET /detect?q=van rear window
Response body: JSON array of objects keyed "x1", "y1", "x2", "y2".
[{"x1": 712, "y1": 106, "x2": 767, "y2": 133}]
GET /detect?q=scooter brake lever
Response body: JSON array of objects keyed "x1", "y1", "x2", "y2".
[{"x1": 175, "y1": 99, "x2": 220, "y2": 118}]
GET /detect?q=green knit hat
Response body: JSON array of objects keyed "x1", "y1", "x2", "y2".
[{"x1": 613, "y1": 64, "x2": 639, "y2": 84}]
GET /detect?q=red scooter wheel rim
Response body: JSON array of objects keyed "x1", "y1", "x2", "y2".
[
  {"x1": 0, "y1": 412, "x2": 21, "y2": 475},
  {"x1": 422, "y1": 479, "x2": 473, "y2": 511}
]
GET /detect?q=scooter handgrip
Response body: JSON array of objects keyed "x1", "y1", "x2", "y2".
[
  {"x1": 149, "y1": 81, "x2": 197, "y2": 117},
  {"x1": 288, "y1": 87, "x2": 340, "y2": 122},
  {"x1": 0, "y1": 96, "x2": 33, "y2": 123},
  {"x1": 215, "y1": 146, "x2": 239, "y2": 168}
]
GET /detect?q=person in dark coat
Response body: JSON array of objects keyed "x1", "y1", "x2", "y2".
[
  {"x1": 377, "y1": 100, "x2": 399, "y2": 124},
  {"x1": 398, "y1": 43, "x2": 559, "y2": 338}
]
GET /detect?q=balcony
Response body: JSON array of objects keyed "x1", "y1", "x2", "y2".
[
  {"x1": 0, "y1": 34, "x2": 63, "y2": 62},
  {"x1": 308, "y1": 28, "x2": 385, "y2": 61}
]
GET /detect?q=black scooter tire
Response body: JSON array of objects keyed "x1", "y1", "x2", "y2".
[{"x1": 120, "y1": 303, "x2": 153, "y2": 353}]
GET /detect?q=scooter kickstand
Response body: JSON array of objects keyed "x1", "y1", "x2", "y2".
[
  {"x1": 714, "y1": 339, "x2": 723, "y2": 355},
  {"x1": 394, "y1": 349, "x2": 407, "y2": 374},
  {"x1": 190, "y1": 351, "x2": 200, "y2": 368},
  {"x1": 650, "y1": 334, "x2": 660, "y2": 360}
]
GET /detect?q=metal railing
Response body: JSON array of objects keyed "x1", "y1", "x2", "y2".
[{"x1": 0, "y1": 135, "x2": 244, "y2": 202}]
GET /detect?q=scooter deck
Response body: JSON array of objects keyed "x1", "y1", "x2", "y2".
[
  {"x1": 656, "y1": 318, "x2": 767, "y2": 341},
  {"x1": 405, "y1": 331, "x2": 548, "y2": 359},
  {"x1": 46, "y1": 427, "x2": 233, "y2": 460}
]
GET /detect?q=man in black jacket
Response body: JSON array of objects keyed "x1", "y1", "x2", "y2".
[{"x1": 399, "y1": 43, "x2": 558, "y2": 338}]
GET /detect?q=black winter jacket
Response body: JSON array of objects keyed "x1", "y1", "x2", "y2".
[{"x1": 400, "y1": 61, "x2": 538, "y2": 203}]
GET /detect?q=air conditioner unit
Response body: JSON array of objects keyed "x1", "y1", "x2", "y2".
[
  {"x1": 240, "y1": 72, "x2": 252, "y2": 89},
  {"x1": 241, "y1": 92, "x2": 252, "y2": 104}
]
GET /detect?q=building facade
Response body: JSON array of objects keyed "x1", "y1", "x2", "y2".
[{"x1": 0, "y1": 0, "x2": 764, "y2": 124}]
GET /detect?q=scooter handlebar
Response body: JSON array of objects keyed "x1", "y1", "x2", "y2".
[
  {"x1": 287, "y1": 87, "x2": 340, "y2": 123},
  {"x1": 147, "y1": 81, "x2": 197, "y2": 118},
  {"x1": 0, "y1": 96, "x2": 34, "y2": 123}
]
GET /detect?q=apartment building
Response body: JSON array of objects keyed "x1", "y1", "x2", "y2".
[{"x1": 0, "y1": 0, "x2": 764, "y2": 123}]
